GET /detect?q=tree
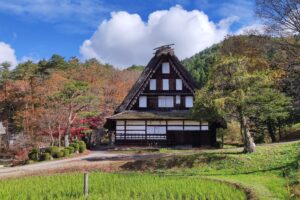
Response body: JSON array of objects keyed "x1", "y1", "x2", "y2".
[
  {"x1": 193, "y1": 55, "x2": 292, "y2": 152},
  {"x1": 247, "y1": 87, "x2": 292, "y2": 142},
  {"x1": 0, "y1": 62, "x2": 11, "y2": 148},
  {"x1": 256, "y1": 0, "x2": 300, "y2": 120},
  {"x1": 53, "y1": 81, "x2": 94, "y2": 146},
  {"x1": 193, "y1": 56, "x2": 256, "y2": 153},
  {"x1": 256, "y1": 0, "x2": 300, "y2": 35}
]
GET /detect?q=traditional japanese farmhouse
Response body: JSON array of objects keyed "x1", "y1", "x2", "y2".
[{"x1": 105, "y1": 45, "x2": 224, "y2": 146}]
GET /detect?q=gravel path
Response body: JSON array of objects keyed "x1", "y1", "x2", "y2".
[
  {"x1": 1, "y1": 140, "x2": 298, "y2": 179},
  {"x1": 0, "y1": 151, "x2": 169, "y2": 179}
]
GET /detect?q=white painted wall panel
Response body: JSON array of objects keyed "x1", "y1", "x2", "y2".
[
  {"x1": 126, "y1": 130, "x2": 146, "y2": 134},
  {"x1": 126, "y1": 126, "x2": 146, "y2": 130},
  {"x1": 148, "y1": 121, "x2": 166, "y2": 125},
  {"x1": 168, "y1": 126, "x2": 184, "y2": 130},
  {"x1": 116, "y1": 125, "x2": 124, "y2": 130},
  {"x1": 168, "y1": 120, "x2": 183, "y2": 125},
  {"x1": 184, "y1": 126, "x2": 201, "y2": 131},
  {"x1": 116, "y1": 121, "x2": 125, "y2": 125},
  {"x1": 184, "y1": 121, "x2": 200, "y2": 125},
  {"x1": 127, "y1": 120, "x2": 145, "y2": 125},
  {"x1": 116, "y1": 130, "x2": 125, "y2": 134}
]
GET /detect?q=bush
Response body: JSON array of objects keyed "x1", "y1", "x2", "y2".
[
  {"x1": 40, "y1": 153, "x2": 51, "y2": 161},
  {"x1": 28, "y1": 148, "x2": 39, "y2": 161},
  {"x1": 78, "y1": 141, "x2": 85, "y2": 146},
  {"x1": 70, "y1": 143, "x2": 79, "y2": 152},
  {"x1": 52, "y1": 149, "x2": 64, "y2": 158},
  {"x1": 78, "y1": 141, "x2": 86, "y2": 153},
  {"x1": 79, "y1": 144, "x2": 86, "y2": 153},
  {"x1": 66, "y1": 146, "x2": 74, "y2": 154},
  {"x1": 63, "y1": 148, "x2": 70, "y2": 157},
  {"x1": 26, "y1": 160, "x2": 36, "y2": 165},
  {"x1": 45, "y1": 146, "x2": 60, "y2": 157}
]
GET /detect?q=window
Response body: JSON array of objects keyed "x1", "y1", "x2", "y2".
[
  {"x1": 176, "y1": 95, "x2": 181, "y2": 104},
  {"x1": 158, "y1": 96, "x2": 174, "y2": 108},
  {"x1": 162, "y1": 62, "x2": 170, "y2": 74},
  {"x1": 139, "y1": 96, "x2": 147, "y2": 108},
  {"x1": 149, "y1": 79, "x2": 156, "y2": 90},
  {"x1": 185, "y1": 96, "x2": 193, "y2": 108},
  {"x1": 176, "y1": 79, "x2": 182, "y2": 90},
  {"x1": 147, "y1": 126, "x2": 166, "y2": 134},
  {"x1": 162, "y1": 79, "x2": 169, "y2": 90}
]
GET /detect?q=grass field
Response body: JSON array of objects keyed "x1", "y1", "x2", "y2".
[
  {"x1": 0, "y1": 172, "x2": 246, "y2": 200},
  {"x1": 122, "y1": 141, "x2": 300, "y2": 199}
]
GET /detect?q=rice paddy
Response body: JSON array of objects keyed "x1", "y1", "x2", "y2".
[{"x1": 0, "y1": 172, "x2": 246, "y2": 200}]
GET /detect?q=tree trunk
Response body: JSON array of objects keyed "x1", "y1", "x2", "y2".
[
  {"x1": 267, "y1": 120, "x2": 277, "y2": 143},
  {"x1": 242, "y1": 116, "x2": 256, "y2": 153},
  {"x1": 64, "y1": 135, "x2": 69, "y2": 147},
  {"x1": 58, "y1": 124, "x2": 61, "y2": 147}
]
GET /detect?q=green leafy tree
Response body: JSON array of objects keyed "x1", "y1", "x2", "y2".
[
  {"x1": 53, "y1": 81, "x2": 95, "y2": 146},
  {"x1": 193, "y1": 55, "x2": 292, "y2": 152},
  {"x1": 247, "y1": 86, "x2": 292, "y2": 142}
]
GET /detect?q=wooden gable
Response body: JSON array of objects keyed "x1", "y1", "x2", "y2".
[{"x1": 114, "y1": 45, "x2": 198, "y2": 113}]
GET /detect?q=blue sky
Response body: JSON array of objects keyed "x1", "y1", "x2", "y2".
[{"x1": 0, "y1": 0, "x2": 260, "y2": 68}]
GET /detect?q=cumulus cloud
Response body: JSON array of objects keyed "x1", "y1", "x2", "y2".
[
  {"x1": 236, "y1": 24, "x2": 266, "y2": 35},
  {"x1": 0, "y1": 42, "x2": 17, "y2": 67},
  {"x1": 80, "y1": 5, "x2": 237, "y2": 68}
]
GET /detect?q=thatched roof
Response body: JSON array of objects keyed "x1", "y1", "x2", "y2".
[
  {"x1": 114, "y1": 46, "x2": 198, "y2": 113},
  {"x1": 108, "y1": 110, "x2": 193, "y2": 120}
]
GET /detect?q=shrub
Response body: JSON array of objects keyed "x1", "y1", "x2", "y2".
[
  {"x1": 70, "y1": 143, "x2": 79, "y2": 152},
  {"x1": 46, "y1": 146, "x2": 60, "y2": 157},
  {"x1": 78, "y1": 141, "x2": 85, "y2": 146},
  {"x1": 26, "y1": 160, "x2": 36, "y2": 165},
  {"x1": 63, "y1": 148, "x2": 70, "y2": 157},
  {"x1": 40, "y1": 153, "x2": 51, "y2": 161},
  {"x1": 66, "y1": 146, "x2": 74, "y2": 154},
  {"x1": 28, "y1": 148, "x2": 39, "y2": 161},
  {"x1": 59, "y1": 150, "x2": 64, "y2": 157},
  {"x1": 78, "y1": 141, "x2": 86, "y2": 153},
  {"x1": 52, "y1": 150, "x2": 63, "y2": 158}
]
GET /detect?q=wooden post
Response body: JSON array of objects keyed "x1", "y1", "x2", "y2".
[{"x1": 84, "y1": 172, "x2": 88, "y2": 199}]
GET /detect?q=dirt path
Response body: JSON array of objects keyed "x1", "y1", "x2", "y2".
[
  {"x1": 1, "y1": 140, "x2": 298, "y2": 180},
  {"x1": 0, "y1": 151, "x2": 169, "y2": 179}
]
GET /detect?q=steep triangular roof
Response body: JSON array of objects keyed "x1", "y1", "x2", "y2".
[{"x1": 115, "y1": 46, "x2": 198, "y2": 113}]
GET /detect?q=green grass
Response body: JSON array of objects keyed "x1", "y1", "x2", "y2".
[
  {"x1": 122, "y1": 141, "x2": 300, "y2": 199},
  {"x1": 0, "y1": 172, "x2": 246, "y2": 200}
]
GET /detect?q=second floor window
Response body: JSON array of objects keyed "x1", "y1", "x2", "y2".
[
  {"x1": 162, "y1": 62, "x2": 170, "y2": 74},
  {"x1": 158, "y1": 96, "x2": 174, "y2": 108},
  {"x1": 176, "y1": 95, "x2": 181, "y2": 104},
  {"x1": 176, "y1": 79, "x2": 182, "y2": 90},
  {"x1": 185, "y1": 96, "x2": 193, "y2": 108},
  {"x1": 162, "y1": 79, "x2": 169, "y2": 90},
  {"x1": 139, "y1": 96, "x2": 147, "y2": 108},
  {"x1": 149, "y1": 79, "x2": 156, "y2": 90}
]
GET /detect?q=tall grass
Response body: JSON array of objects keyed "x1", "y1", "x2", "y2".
[{"x1": 0, "y1": 172, "x2": 246, "y2": 200}]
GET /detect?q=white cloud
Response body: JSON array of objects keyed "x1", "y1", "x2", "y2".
[
  {"x1": 0, "y1": 0, "x2": 108, "y2": 32},
  {"x1": 0, "y1": 42, "x2": 17, "y2": 67},
  {"x1": 80, "y1": 5, "x2": 237, "y2": 68},
  {"x1": 236, "y1": 23, "x2": 266, "y2": 35}
]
